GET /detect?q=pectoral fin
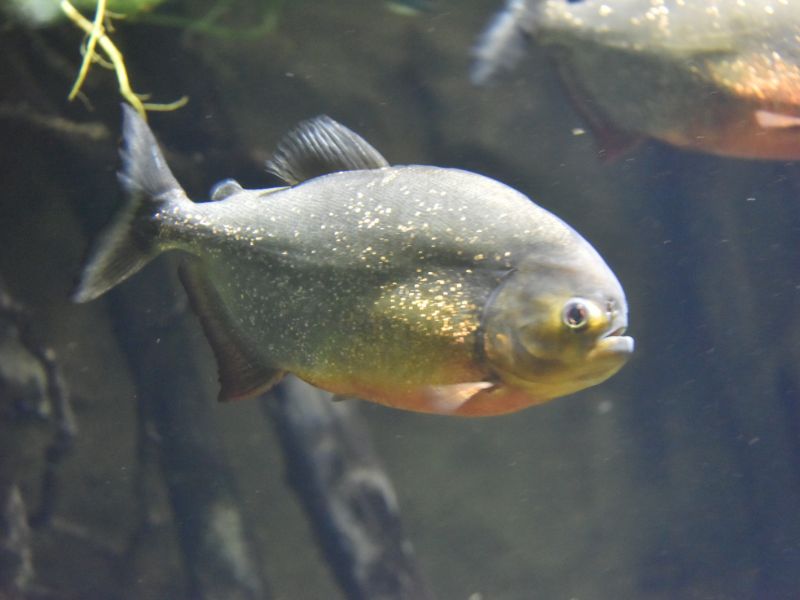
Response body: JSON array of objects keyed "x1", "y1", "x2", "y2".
[
  {"x1": 426, "y1": 383, "x2": 545, "y2": 417},
  {"x1": 424, "y1": 382, "x2": 495, "y2": 413},
  {"x1": 178, "y1": 260, "x2": 284, "y2": 401},
  {"x1": 755, "y1": 110, "x2": 800, "y2": 129}
]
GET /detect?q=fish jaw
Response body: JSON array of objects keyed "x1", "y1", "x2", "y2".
[
  {"x1": 488, "y1": 342, "x2": 632, "y2": 407},
  {"x1": 432, "y1": 335, "x2": 634, "y2": 417},
  {"x1": 420, "y1": 333, "x2": 634, "y2": 417},
  {"x1": 584, "y1": 332, "x2": 634, "y2": 381},
  {"x1": 411, "y1": 338, "x2": 635, "y2": 416},
  {"x1": 482, "y1": 316, "x2": 634, "y2": 408}
]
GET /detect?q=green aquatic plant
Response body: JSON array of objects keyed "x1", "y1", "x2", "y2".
[
  {"x1": 135, "y1": 0, "x2": 284, "y2": 41},
  {"x1": 4, "y1": 0, "x2": 283, "y2": 119},
  {"x1": 59, "y1": 0, "x2": 187, "y2": 119}
]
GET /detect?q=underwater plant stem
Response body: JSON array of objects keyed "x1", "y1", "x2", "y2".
[
  {"x1": 65, "y1": 0, "x2": 105, "y2": 103},
  {"x1": 60, "y1": 0, "x2": 145, "y2": 117},
  {"x1": 59, "y1": 0, "x2": 188, "y2": 119}
]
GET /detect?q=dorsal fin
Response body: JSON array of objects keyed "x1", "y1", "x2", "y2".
[
  {"x1": 178, "y1": 259, "x2": 285, "y2": 401},
  {"x1": 265, "y1": 115, "x2": 389, "y2": 185}
]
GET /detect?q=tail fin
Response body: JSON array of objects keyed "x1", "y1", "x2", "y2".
[
  {"x1": 471, "y1": 0, "x2": 535, "y2": 85},
  {"x1": 73, "y1": 104, "x2": 189, "y2": 303}
]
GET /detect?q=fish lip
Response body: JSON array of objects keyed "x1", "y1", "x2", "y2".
[
  {"x1": 590, "y1": 321, "x2": 634, "y2": 356},
  {"x1": 595, "y1": 333, "x2": 635, "y2": 355}
]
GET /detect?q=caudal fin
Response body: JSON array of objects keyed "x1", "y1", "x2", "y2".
[
  {"x1": 471, "y1": 0, "x2": 535, "y2": 85},
  {"x1": 73, "y1": 105, "x2": 189, "y2": 303}
]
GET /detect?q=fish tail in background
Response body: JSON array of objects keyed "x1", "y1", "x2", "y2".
[
  {"x1": 471, "y1": 0, "x2": 537, "y2": 85},
  {"x1": 73, "y1": 105, "x2": 191, "y2": 303}
]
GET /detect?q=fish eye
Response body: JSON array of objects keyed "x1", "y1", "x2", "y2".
[{"x1": 562, "y1": 299, "x2": 589, "y2": 330}]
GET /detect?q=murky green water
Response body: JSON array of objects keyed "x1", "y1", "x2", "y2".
[{"x1": 1, "y1": 1, "x2": 799, "y2": 598}]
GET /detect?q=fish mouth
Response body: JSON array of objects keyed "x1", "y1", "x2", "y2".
[
  {"x1": 595, "y1": 327, "x2": 635, "y2": 354},
  {"x1": 594, "y1": 326, "x2": 635, "y2": 356}
]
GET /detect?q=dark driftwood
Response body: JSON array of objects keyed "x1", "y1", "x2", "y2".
[
  {"x1": 0, "y1": 278, "x2": 74, "y2": 599},
  {"x1": 103, "y1": 259, "x2": 270, "y2": 600},
  {"x1": 265, "y1": 377, "x2": 436, "y2": 600},
  {"x1": 0, "y1": 485, "x2": 32, "y2": 599},
  {"x1": 0, "y1": 288, "x2": 77, "y2": 530},
  {"x1": 0, "y1": 279, "x2": 76, "y2": 505},
  {"x1": 0, "y1": 299, "x2": 37, "y2": 599}
]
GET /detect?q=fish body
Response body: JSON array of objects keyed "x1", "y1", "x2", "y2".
[
  {"x1": 474, "y1": 0, "x2": 800, "y2": 160},
  {"x1": 74, "y1": 107, "x2": 632, "y2": 416}
]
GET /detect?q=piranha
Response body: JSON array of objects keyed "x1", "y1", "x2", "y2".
[
  {"x1": 73, "y1": 105, "x2": 633, "y2": 416},
  {"x1": 473, "y1": 0, "x2": 800, "y2": 160}
]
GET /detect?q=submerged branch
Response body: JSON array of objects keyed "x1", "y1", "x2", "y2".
[
  {"x1": 102, "y1": 259, "x2": 269, "y2": 600},
  {"x1": 0, "y1": 485, "x2": 33, "y2": 597},
  {"x1": 0, "y1": 278, "x2": 77, "y2": 530},
  {"x1": 265, "y1": 377, "x2": 436, "y2": 600}
]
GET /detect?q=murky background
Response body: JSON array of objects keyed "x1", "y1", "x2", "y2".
[{"x1": 2, "y1": 1, "x2": 800, "y2": 598}]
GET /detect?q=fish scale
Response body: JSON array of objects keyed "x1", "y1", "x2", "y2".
[{"x1": 185, "y1": 169, "x2": 528, "y2": 389}]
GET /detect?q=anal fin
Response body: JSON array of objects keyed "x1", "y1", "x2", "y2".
[
  {"x1": 179, "y1": 260, "x2": 284, "y2": 401},
  {"x1": 557, "y1": 65, "x2": 642, "y2": 161}
]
